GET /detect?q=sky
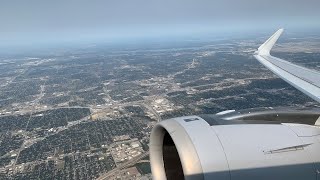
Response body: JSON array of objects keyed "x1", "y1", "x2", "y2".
[{"x1": 0, "y1": 0, "x2": 320, "y2": 47}]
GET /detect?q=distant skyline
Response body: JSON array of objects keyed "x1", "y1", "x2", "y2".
[{"x1": 1, "y1": 0, "x2": 320, "y2": 47}]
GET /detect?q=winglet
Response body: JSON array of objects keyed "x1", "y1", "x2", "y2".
[{"x1": 257, "y1": 29, "x2": 284, "y2": 56}]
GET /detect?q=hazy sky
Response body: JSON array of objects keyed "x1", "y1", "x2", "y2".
[{"x1": 1, "y1": 0, "x2": 320, "y2": 46}]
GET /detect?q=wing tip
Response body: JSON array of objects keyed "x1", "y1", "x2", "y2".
[{"x1": 257, "y1": 28, "x2": 284, "y2": 56}]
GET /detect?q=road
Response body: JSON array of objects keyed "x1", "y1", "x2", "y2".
[{"x1": 97, "y1": 151, "x2": 150, "y2": 180}]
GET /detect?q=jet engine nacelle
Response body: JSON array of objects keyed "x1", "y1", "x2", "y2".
[{"x1": 150, "y1": 110, "x2": 320, "y2": 180}]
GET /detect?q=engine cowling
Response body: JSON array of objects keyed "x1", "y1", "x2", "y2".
[{"x1": 150, "y1": 111, "x2": 320, "y2": 180}]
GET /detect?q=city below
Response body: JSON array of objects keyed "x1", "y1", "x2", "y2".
[{"x1": 0, "y1": 32, "x2": 320, "y2": 179}]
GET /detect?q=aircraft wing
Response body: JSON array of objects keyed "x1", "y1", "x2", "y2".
[{"x1": 254, "y1": 29, "x2": 320, "y2": 103}]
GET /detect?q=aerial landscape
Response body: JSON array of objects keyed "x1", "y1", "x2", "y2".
[
  {"x1": 1, "y1": 0, "x2": 320, "y2": 179},
  {"x1": 0, "y1": 30, "x2": 319, "y2": 179}
]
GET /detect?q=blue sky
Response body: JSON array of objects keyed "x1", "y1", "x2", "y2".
[{"x1": 1, "y1": 0, "x2": 320, "y2": 46}]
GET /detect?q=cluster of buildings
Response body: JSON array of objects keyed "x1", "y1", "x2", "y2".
[
  {"x1": 150, "y1": 97, "x2": 176, "y2": 116},
  {"x1": 110, "y1": 138, "x2": 144, "y2": 165}
]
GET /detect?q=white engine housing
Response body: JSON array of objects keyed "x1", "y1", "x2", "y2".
[{"x1": 150, "y1": 115, "x2": 320, "y2": 180}]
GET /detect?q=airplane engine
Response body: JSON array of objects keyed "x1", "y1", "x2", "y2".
[{"x1": 149, "y1": 108, "x2": 320, "y2": 180}]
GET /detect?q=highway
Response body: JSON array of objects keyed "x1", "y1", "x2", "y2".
[{"x1": 97, "y1": 151, "x2": 150, "y2": 180}]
